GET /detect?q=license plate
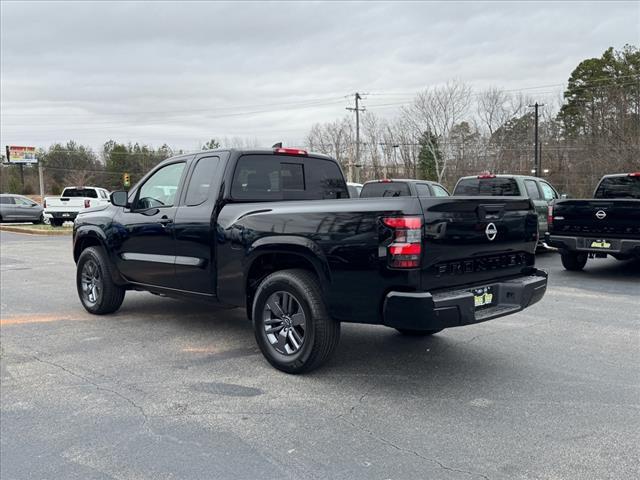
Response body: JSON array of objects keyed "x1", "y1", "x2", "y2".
[
  {"x1": 62, "y1": 213, "x2": 70, "y2": 217},
  {"x1": 471, "y1": 286, "x2": 494, "y2": 309},
  {"x1": 589, "y1": 239, "x2": 611, "y2": 249}
]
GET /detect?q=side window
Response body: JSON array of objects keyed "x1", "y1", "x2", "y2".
[
  {"x1": 231, "y1": 155, "x2": 347, "y2": 201},
  {"x1": 431, "y1": 184, "x2": 450, "y2": 197},
  {"x1": 539, "y1": 181, "x2": 558, "y2": 201},
  {"x1": 99, "y1": 189, "x2": 108, "y2": 199},
  {"x1": 306, "y1": 159, "x2": 348, "y2": 199},
  {"x1": 415, "y1": 184, "x2": 432, "y2": 197},
  {"x1": 135, "y1": 162, "x2": 185, "y2": 209},
  {"x1": 185, "y1": 157, "x2": 219, "y2": 206},
  {"x1": 0, "y1": 196, "x2": 15, "y2": 205},
  {"x1": 524, "y1": 180, "x2": 541, "y2": 200},
  {"x1": 15, "y1": 197, "x2": 34, "y2": 206}
]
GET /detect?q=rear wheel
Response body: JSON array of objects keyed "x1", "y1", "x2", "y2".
[
  {"x1": 50, "y1": 218, "x2": 63, "y2": 227},
  {"x1": 76, "y1": 246, "x2": 125, "y2": 314},
  {"x1": 561, "y1": 251, "x2": 588, "y2": 271},
  {"x1": 252, "y1": 269, "x2": 340, "y2": 374},
  {"x1": 395, "y1": 328, "x2": 443, "y2": 336}
]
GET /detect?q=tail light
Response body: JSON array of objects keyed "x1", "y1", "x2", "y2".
[
  {"x1": 43, "y1": 199, "x2": 47, "y2": 208},
  {"x1": 547, "y1": 204, "x2": 553, "y2": 229},
  {"x1": 382, "y1": 216, "x2": 423, "y2": 268},
  {"x1": 478, "y1": 173, "x2": 496, "y2": 179},
  {"x1": 84, "y1": 199, "x2": 91, "y2": 209},
  {"x1": 629, "y1": 172, "x2": 640, "y2": 177}
]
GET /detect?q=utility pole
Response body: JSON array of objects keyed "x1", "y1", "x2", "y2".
[
  {"x1": 346, "y1": 92, "x2": 365, "y2": 182},
  {"x1": 38, "y1": 164, "x2": 45, "y2": 199},
  {"x1": 528, "y1": 102, "x2": 544, "y2": 176}
]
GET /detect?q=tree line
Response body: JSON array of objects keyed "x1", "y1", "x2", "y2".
[
  {"x1": 1, "y1": 45, "x2": 637, "y2": 198},
  {"x1": 307, "y1": 45, "x2": 639, "y2": 196}
]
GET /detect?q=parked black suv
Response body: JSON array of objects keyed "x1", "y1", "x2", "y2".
[{"x1": 73, "y1": 148, "x2": 547, "y2": 373}]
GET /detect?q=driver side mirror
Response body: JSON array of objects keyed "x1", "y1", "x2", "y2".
[{"x1": 110, "y1": 191, "x2": 129, "y2": 207}]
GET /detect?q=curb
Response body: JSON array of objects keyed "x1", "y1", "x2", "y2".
[{"x1": 0, "y1": 225, "x2": 72, "y2": 236}]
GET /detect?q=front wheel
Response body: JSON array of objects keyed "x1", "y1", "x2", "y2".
[
  {"x1": 560, "y1": 251, "x2": 588, "y2": 271},
  {"x1": 76, "y1": 246, "x2": 125, "y2": 314},
  {"x1": 252, "y1": 269, "x2": 340, "y2": 374}
]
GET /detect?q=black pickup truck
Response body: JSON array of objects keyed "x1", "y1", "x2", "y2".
[
  {"x1": 546, "y1": 173, "x2": 640, "y2": 270},
  {"x1": 73, "y1": 148, "x2": 547, "y2": 373}
]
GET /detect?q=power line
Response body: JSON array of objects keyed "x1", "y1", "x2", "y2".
[{"x1": 1, "y1": 95, "x2": 350, "y2": 118}]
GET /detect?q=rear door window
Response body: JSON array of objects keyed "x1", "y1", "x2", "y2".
[
  {"x1": 453, "y1": 177, "x2": 521, "y2": 196},
  {"x1": 360, "y1": 182, "x2": 411, "y2": 198},
  {"x1": 61, "y1": 188, "x2": 98, "y2": 198},
  {"x1": 595, "y1": 175, "x2": 640, "y2": 199},
  {"x1": 415, "y1": 184, "x2": 432, "y2": 197},
  {"x1": 184, "y1": 156, "x2": 219, "y2": 206},
  {"x1": 0, "y1": 196, "x2": 15, "y2": 205},
  {"x1": 231, "y1": 155, "x2": 347, "y2": 201},
  {"x1": 524, "y1": 180, "x2": 541, "y2": 200}
]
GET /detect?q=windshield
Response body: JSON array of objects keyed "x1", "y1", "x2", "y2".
[
  {"x1": 61, "y1": 188, "x2": 98, "y2": 198},
  {"x1": 360, "y1": 182, "x2": 411, "y2": 198},
  {"x1": 453, "y1": 178, "x2": 521, "y2": 196},
  {"x1": 594, "y1": 176, "x2": 640, "y2": 199}
]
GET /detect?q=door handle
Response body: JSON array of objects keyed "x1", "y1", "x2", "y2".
[{"x1": 159, "y1": 216, "x2": 173, "y2": 226}]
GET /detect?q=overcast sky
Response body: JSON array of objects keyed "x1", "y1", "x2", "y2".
[{"x1": 1, "y1": 1, "x2": 638, "y2": 153}]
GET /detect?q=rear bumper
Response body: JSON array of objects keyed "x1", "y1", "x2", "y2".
[
  {"x1": 45, "y1": 211, "x2": 78, "y2": 220},
  {"x1": 382, "y1": 269, "x2": 548, "y2": 331},
  {"x1": 546, "y1": 234, "x2": 640, "y2": 256}
]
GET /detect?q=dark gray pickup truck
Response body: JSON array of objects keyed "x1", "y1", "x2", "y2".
[
  {"x1": 546, "y1": 173, "x2": 640, "y2": 270},
  {"x1": 73, "y1": 147, "x2": 547, "y2": 373}
]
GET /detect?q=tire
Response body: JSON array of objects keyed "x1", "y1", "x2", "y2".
[
  {"x1": 33, "y1": 213, "x2": 45, "y2": 225},
  {"x1": 252, "y1": 269, "x2": 340, "y2": 374},
  {"x1": 561, "y1": 251, "x2": 588, "y2": 271},
  {"x1": 50, "y1": 218, "x2": 63, "y2": 227},
  {"x1": 395, "y1": 328, "x2": 443, "y2": 336},
  {"x1": 76, "y1": 246, "x2": 125, "y2": 314}
]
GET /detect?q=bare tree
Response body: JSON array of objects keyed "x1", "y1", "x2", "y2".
[{"x1": 402, "y1": 80, "x2": 472, "y2": 182}]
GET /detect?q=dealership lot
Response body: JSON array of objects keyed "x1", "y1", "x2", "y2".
[{"x1": 1, "y1": 231, "x2": 638, "y2": 480}]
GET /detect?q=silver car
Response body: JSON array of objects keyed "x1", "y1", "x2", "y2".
[{"x1": 0, "y1": 194, "x2": 45, "y2": 223}]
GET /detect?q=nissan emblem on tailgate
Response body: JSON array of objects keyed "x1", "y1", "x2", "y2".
[
  {"x1": 595, "y1": 210, "x2": 607, "y2": 220},
  {"x1": 485, "y1": 223, "x2": 498, "y2": 241}
]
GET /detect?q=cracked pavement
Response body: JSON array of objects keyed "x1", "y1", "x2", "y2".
[{"x1": 1, "y1": 231, "x2": 639, "y2": 479}]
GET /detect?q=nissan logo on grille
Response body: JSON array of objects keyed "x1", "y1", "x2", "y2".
[
  {"x1": 485, "y1": 222, "x2": 498, "y2": 241},
  {"x1": 595, "y1": 210, "x2": 607, "y2": 220}
]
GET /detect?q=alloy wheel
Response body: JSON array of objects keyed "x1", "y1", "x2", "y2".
[
  {"x1": 262, "y1": 291, "x2": 306, "y2": 355},
  {"x1": 81, "y1": 259, "x2": 102, "y2": 305}
]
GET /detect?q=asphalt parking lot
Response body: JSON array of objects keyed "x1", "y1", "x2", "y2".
[{"x1": 1, "y1": 230, "x2": 638, "y2": 480}]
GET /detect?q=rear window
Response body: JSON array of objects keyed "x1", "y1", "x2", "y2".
[
  {"x1": 61, "y1": 188, "x2": 98, "y2": 198},
  {"x1": 360, "y1": 182, "x2": 411, "y2": 198},
  {"x1": 453, "y1": 178, "x2": 521, "y2": 196},
  {"x1": 594, "y1": 176, "x2": 640, "y2": 199},
  {"x1": 231, "y1": 155, "x2": 348, "y2": 201}
]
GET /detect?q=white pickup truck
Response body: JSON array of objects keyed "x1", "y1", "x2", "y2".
[{"x1": 44, "y1": 187, "x2": 111, "y2": 226}]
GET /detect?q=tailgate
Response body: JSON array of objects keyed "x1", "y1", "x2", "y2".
[
  {"x1": 551, "y1": 200, "x2": 640, "y2": 238},
  {"x1": 46, "y1": 198, "x2": 86, "y2": 209},
  {"x1": 419, "y1": 197, "x2": 538, "y2": 291}
]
